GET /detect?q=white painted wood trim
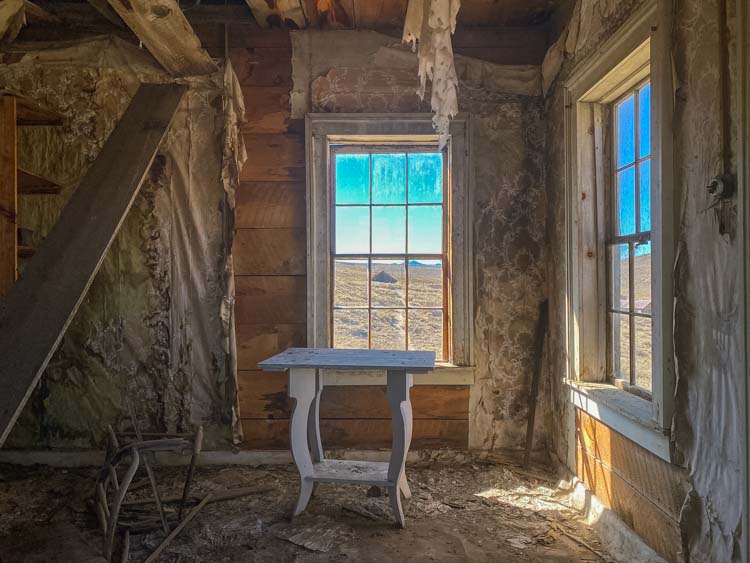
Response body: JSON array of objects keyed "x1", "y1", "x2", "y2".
[
  {"x1": 567, "y1": 381, "x2": 671, "y2": 463},
  {"x1": 305, "y1": 114, "x2": 473, "y2": 367},
  {"x1": 563, "y1": 0, "x2": 675, "y2": 432}
]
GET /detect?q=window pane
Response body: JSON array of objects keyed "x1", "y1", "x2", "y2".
[
  {"x1": 638, "y1": 83, "x2": 651, "y2": 158},
  {"x1": 611, "y1": 312, "x2": 630, "y2": 381},
  {"x1": 371, "y1": 260, "x2": 405, "y2": 307},
  {"x1": 616, "y1": 167, "x2": 636, "y2": 236},
  {"x1": 408, "y1": 309, "x2": 443, "y2": 358},
  {"x1": 408, "y1": 205, "x2": 442, "y2": 254},
  {"x1": 408, "y1": 153, "x2": 443, "y2": 203},
  {"x1": 335, "y1": 206, "x2": 370, "y2": 254},
  {"x1": 638, "y1": 159, "x2": 651, "y2": 232},
  {"x1": 372, "y1": 206, "x2": 406, "y2": 253},
  {"x1": 408, "y1": 259, "x2": 443, "y2": 308},
  {"x1": 333, "y1": 309, "x2": 368, "y2": 349},
  {"x1": 616, "y1": 94, "x2": 636, "y2": 168},
  {"x1": 610, "y1": 244, "x2": 629, "y2": 311},
  {"x1": 335, "y1": 154, "x2": 369, "y2": 204},
  {"x1": 371, "y1": 309, "x2": 406, "y2": 350},
  {"x1": 633, "y1": 241, "x2": 652, "y2": 312},
  {"x1": 334, "y1": 259, "x2": 368, "y2": 307},
  {"x1": 634, "y1": 316, "x2": 653, "y2": 391},
  {"x1": 372, "y1": 154, "x2": 406, "y2": 204}
]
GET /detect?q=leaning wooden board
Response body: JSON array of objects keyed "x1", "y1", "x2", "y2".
[{"x1": 0, "y1": 83, "x2": 186, "y2": 447}]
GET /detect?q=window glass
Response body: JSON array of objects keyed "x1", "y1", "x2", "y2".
[
  {"x1": 608, "y1": 82, "x2": 653, "y2": 391},
  {"x1": 332, "y1": 149, "x2": 447, "y2": 359}
]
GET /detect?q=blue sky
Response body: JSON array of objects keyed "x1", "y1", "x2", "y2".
[
  {"x1": 616, "y1": 83, "x2": 652, "y2": 258},
  {"x1": 334, "y1": 153, "x2": 443, "y2": 256}
]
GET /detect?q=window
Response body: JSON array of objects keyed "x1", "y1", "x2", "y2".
[
  {"x1": 563, "y1": 0, "x2": 675, "y2": 459},
  {"x1": 331, "y1": 149, "x2": 448, "y2": 359},
  {"x1": 306, "y1": 114, "x2": 472, "y2": 370},
  {"x1": 608, "y1": 82, "x2": 653, "y2": 392}
]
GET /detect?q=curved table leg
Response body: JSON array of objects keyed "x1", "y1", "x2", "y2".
[
  {"x1": 387, "y1": 370, "x2": 413, "y2": 527},
  {"x1": 288, "y1": 368, "x2": 316, "y2": 516},
  {"x1": 307, "y1": 370, "x2": 324, "y2": 463}
]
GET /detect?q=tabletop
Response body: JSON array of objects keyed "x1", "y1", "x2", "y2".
[{"x1": 257, "y1": 348, "x2": 436, "y2": 373}]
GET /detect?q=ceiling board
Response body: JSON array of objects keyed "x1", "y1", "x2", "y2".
[
  {"x1": 352, "y1": 0, "x2": 407, "y2": 29},
  {"x1": 459, "y1": 0, "x2": 559, "y2": 26}
]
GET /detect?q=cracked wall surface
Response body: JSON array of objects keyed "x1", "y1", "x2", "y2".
[{"x1": 1, "y1": 37, "x2": 239, "y2": 449}]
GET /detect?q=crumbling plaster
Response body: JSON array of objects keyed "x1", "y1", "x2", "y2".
[
  {"x1": 292, "y1": 30, "x2": 550, "y2": 453},
  {"x1": 1, "y1": 37, "x2": 239, "y2": 449},
  {"x1": 544, "y1": 0, "x2": 744, "y2": 561}
]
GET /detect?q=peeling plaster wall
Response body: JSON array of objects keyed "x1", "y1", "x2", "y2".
[
  {"x1": 292, "y1": 30, "x2": 550, "y2": 453},
  {"x1": 1, "y1": 37, "x2": 238, "y2": 449},
  {"x1": 545, "y1": 1, "x2": 744, "y2": 561}
]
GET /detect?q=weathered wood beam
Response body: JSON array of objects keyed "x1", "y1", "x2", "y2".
[
  {"x1": 106, "y1": 0, "x2": 216, "y2": 77},
  {"x1": 86, "y1": 0, "x2": 125, "y2": 28},
  {"x1": 0, "y1": 0, "x2": 25, "y2": 43},
  {"x1": 0, "y1": 83, "x2": 186, "y2": 447},
  {"x1": 0, "y1": 96, "x2": 16, "y2": 297}
]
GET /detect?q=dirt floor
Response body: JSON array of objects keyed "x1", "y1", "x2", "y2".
[{"x1": 0, "y1": 454, "x2": 612, "y2": 562}]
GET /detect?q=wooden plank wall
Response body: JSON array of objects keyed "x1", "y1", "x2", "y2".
[
  {"x1": 575, "y1": 410, "x2": 689, "y2": 562},
  {"x1": 227, "y1": 26, "x2": 470, "y2": 450}
]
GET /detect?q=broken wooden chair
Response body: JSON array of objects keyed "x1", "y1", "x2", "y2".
[{"x1": 94, "y1": 422, "x2": 203, "y2": 562}]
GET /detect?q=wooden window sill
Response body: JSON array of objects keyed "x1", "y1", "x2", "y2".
[{"x1": 566, "y1": 380, "x2": 671, "y2": 463}]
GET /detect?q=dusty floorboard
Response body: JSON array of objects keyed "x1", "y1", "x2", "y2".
[{"x1": 0, "y1": 458, "x2": 610, "y2": 562}]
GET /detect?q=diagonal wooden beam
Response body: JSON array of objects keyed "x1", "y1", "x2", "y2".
[
  {"x1": 86, "y1": 0, "x2": 126, "y2": 28},
  {"x1": 0, "y1": 83, "x2": 186, "y2": 447},
  {"x1": 107, "y1": 0, "x2": 216, "y2": 77}
]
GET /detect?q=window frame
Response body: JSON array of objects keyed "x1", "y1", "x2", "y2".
[
  {"x1": 306, "y1": 114, "x2": 473, "y2": 370},
  {"x1": 562, "y1": 0, "x2": 675, "y2": 460},
  {"x1": 329, "y1": 144, "x2": 450, "y2": 358}
]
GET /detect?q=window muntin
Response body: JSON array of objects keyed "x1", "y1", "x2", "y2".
[
  {"x1": 608, "y1": 81, "x2": 653, "y2": 392},
  {"x1": 331, "y1": 147, "x2": 448, "y2": 359}
]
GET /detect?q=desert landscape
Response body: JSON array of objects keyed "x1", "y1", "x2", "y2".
[
  {"x1": 611, "y1": 247, "x2": 652, "y2": 390},
  {"x1": 333, "y1": 260, "x2": 444, "y2": 358}
]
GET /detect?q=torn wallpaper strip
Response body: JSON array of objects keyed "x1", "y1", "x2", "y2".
[{"x1": 402, "y1": 0, "x2": 461, "y2": 148}]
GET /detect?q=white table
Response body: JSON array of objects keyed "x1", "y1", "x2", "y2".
[{"x1": 257, "y1": 348, "x2": 435, "y2": 527}]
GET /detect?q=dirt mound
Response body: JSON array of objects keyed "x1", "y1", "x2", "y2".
[{"x1": 372, "y1": 270, "x2": 398, "y2": 283}]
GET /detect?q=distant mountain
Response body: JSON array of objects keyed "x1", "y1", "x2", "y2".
[{"x1": 408, "y1": 260, "x2": 441, "y2": 268}]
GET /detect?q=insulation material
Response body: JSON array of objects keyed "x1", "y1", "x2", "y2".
[
  {"x1": 0, "y1": 36, "x2": 241, "y2": 448},
  {"x1": 402, "y1": 0, "x2": 460, "y2": 148}
]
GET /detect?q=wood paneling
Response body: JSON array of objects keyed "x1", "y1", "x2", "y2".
[
  {"x1": 238, "y1": 374, "x2": 470, "y2": 420},
  {"x1": 235, "y1": 275, "x2": 306, "y2": 324},
  {"x1": 575, "y1": 409, "x2": 688, "y2": 563},
  {"x1": 241, "y1": 418, "x2": 469, "y2": 449},
  {"x1": 242, "y1": 86, "x2": 291, "y2": 132},
  {"x1": 241, "y1": 133, "x2": 305, "y2": 182},
  {"x1": 236, "y1": 323, "x2": 306, "y2": 371},
  {"x1": 236, "y1": 182, "x2": 305, "y2": 228},
  {"x1": 230, "y1": 48, "x2": 293, "y2": 87},
  {"x1": 576, "y1": 409, "x2": 688, "y2": 517},
  {"x1": 0, "y1": 96, "x2": 17, "y2": 297},
  {"x1": 233, "y1": 228, "x2": 306, "y2": 275}
]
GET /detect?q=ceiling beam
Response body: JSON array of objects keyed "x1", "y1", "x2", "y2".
[
  {"x1": 86, "y1": 0, "x2": 125, "y2": 28},
  {"x1": 107, "y1": 0, "x2": 217, "y2": 77}
]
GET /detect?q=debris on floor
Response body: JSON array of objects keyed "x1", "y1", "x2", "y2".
[{"x1": 0, "y1": 454, "x2": 612, "y2": 562}]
